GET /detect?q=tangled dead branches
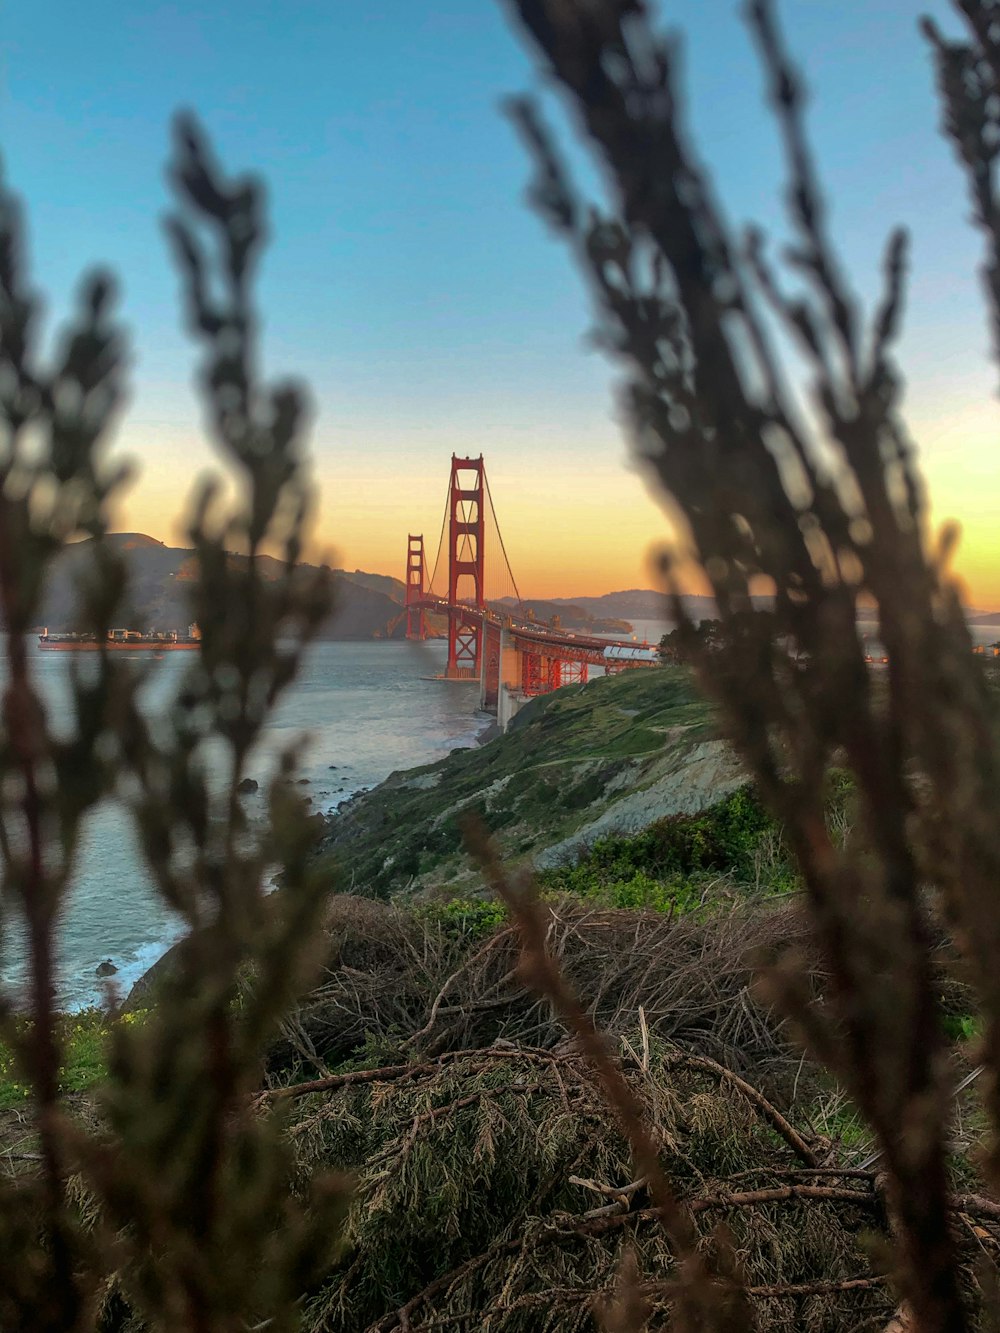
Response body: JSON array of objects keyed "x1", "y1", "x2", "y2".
[
  {"x1": 259, "y1": 1035, "x2": 995, "y2": 1333},
  {"x1": 265, "y1": 894, "x2": 815, "y2": 1086}
]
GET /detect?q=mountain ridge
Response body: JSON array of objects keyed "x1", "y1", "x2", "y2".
[
  {"x1": 40, "y1": 535, "x2": 410, "y2": 641},
  {"x1": 50, "y1": 538, "x2": 998, "y2": 639}
]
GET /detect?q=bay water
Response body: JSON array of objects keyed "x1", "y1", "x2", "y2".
[
  {"x1": 1, "y1": 637, "x2": 485, "y2": 1010},
  {"x1": 4, "y1": 618, "x2": 1000, "y2": 1010}
]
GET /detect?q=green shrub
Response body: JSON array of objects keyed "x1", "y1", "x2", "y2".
[
  {"x1": 540, "y1": 785, "x2": 800, "y2": 905},
  {"x1": 943, "y1": 1014, "x2": 980, "y2": 1044},
  {"x1": 420, "y1": 897, "x2": 509, "y2": 941}
]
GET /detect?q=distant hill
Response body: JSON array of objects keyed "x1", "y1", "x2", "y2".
[
  {"x1": 540, "y1": 590, "x2": 1000, "y2": 629},
  {"x1": 546, "y1": 590, "x2": 785, "y2": 623},
  {"x1": 493, "y1": 597, "x2": 632, "y2": 635},
  {"x1": 43, "y1": 549, "x2": 995, "y2": 643},
  {"x1": 546, "y1": 590, "x2": 669, "y2": 621},
  {"x1": 336, "y1": 570, "x2": 407, "y2": 601},
  {"x1": 499, "y1": 589, "x2": 719, "y2": 629},
  {"x1": 534, "y1": 590, "x2": 717, "y2": 624},
  {"x1": 38, "y1": 535, "x2": 409, "y2": 641}
]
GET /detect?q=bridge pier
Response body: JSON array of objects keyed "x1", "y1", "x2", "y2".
[{"x1": 480, "y1": 621, "x2": 519, "y2": 712}]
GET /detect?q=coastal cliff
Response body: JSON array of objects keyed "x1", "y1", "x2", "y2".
[
  {"x1": 315, "y1": 666, "x2": 746, "y2": 898},
  {"x1": 124, "y1": 667, "x2": 746, "y2": 1012}
]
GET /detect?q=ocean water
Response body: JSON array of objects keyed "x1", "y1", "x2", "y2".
[
  {"x1": 5, "y1": 617, "x2": 1000, "y2": 1010},
  {"x1": 0, "y1": 637, "x2": 485, "y2": 1010}
]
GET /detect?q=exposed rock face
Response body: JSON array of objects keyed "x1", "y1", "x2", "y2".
[
  {"x1": 122, "y1": 943, "x2": 181, "y2": 1012},
  {"x1": 237, "y1": 777, "x2": 259, "y2": 795},
  {"x1": 96, "y1": 959, "x2": 118, "y2": 977},
  {"x1": 534, "y1": 738, "x2": 744, "y2": 868}
]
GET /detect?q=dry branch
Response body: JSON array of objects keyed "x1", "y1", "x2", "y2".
[
  {"x1": 263, "y1": 1045, "x2": 574, "y2": 1103},
  {"x1": 663, "y1": 1048, "x2": 817, "y2": 1167},
  {"x1": 465, "y1": 825, "x2": 700, "y2": 1256}
]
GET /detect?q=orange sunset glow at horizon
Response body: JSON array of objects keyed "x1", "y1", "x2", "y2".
[{"x1": 110, "y1": 390, "x2": 1000, "y2": 609}]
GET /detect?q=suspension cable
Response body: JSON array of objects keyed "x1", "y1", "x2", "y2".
[
  {"x1": 484, "y1": 468, "x2": 522, "y2": 608},
  {"x1": 426, "y1": 477, "x2": 451, "y2": 598}
]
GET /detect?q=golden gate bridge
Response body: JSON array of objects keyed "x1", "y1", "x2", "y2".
[{"x1": 396, "y1": 455, "x2": 656, "y2": 724}]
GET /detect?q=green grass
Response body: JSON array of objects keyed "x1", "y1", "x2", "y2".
[
  {"x1": 943, "y1": 1013, "x2": 980, "y2": 1043},
  {"x1": 808, "y1": 1093, "x2": 874, "y2": 1157},
  {"x1": 0, "y1": 1008, "x2": 146, "y2": 1109}
]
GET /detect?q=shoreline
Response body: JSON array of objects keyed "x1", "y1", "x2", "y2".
[{"x1": 33, "y1": 700, "x2": 497, "y2": 1014}]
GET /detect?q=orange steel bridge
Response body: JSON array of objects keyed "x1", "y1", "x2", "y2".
[{"x1": 397, "y1": 456, "x2": 657, "y2": 718}]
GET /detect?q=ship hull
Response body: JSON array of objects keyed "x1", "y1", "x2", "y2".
[{"x1": 38, "y1": 640, "x2": 200, "y2": 652}]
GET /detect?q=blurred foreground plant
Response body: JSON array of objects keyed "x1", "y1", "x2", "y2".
[
  {"x1": 501, "y1": 0, "x2": 1000, "y2": 1329},
  {"x1": 0, "y1": 118, "x2": 344, "y2": 1332}
]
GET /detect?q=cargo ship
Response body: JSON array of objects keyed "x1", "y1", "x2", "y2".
[{"x1": 38, "y1": 625, "x2": 201, "y2": 652}]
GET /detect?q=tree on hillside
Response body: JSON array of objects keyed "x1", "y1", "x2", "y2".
[{"x1": 658, "y1": 619, "x2": 724, "y2": 663}]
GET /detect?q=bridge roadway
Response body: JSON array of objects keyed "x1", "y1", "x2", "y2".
[{"x1": 408, "y1": 595, "x2": 643, "y2": 667}]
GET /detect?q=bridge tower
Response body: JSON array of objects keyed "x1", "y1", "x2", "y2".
[
  {"x1": 446, "y1": 454, "x2": 485, "y2": 679},
  {"x1": 404, "y1": 534, "x2": 427, "y2": 640}
]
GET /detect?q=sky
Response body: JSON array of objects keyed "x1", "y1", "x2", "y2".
[{"x1": 2, "y1": 0, "x2": 999, "y2": 603}]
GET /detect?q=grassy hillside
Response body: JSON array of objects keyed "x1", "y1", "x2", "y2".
[{"x1": 317, "y1": 667, "x2": 744, "y2": 898}]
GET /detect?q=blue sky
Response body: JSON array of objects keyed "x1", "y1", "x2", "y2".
[{"x1": 3, "y1": 1, "x2": 998, "y2": 599}]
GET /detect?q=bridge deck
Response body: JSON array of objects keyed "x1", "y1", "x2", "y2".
[{"x1": 408, "y1": 595, "x2": 646, "y2": 666}]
